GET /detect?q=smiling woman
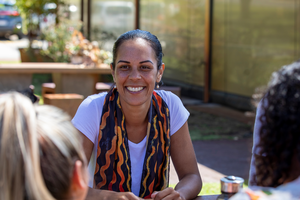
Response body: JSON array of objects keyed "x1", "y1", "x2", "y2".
[
  {"x1": 112, "y1": 37, "x2": 163, "y2": 109},
  {"x1": 72, "y1": 29, "x2": 202, "y2": 200}
]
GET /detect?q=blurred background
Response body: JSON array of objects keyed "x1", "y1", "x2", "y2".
[{"x1": 1, "y1": 0, "x2": 299, "y2": 111}]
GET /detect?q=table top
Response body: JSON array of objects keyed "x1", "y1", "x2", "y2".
[
  {"x1": 194, "y1": 195, "x2": 219, "y2": 200},
  {"x1": 0, "y1": 63, "x2": 111, "y2": 74}
]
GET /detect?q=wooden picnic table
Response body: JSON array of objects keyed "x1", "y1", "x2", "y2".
[
  {"x1": 194, "y1": 195, "x2": 219, "y2": 200},
  {"x1": 0, "y1": 62, "x2": 111, "y2": 97}
]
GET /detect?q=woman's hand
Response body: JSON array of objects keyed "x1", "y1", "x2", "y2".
[
  {"x1": 151, "y1": 188, "x2": 184, "y2": 200},
  {"x1": 104, "y1": 191, "x2": 142, "y2": 200},
  {"x1": 87, "y1": 187, "x2": 143, "y2": 200}
]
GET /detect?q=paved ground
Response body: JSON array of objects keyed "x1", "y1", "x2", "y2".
[
  {"x1": 169, "y1": 99, "x2": 255, "y2": 185},
  {"x1": 0, "y1": 37, "x2": 28, "y2": 61},
  {"x1": 169, "y1": 138, "x2": 253, "y2": 185}
]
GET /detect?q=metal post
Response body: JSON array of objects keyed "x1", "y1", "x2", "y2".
[
  {"x1": 87, "y1": 0, "x2": 91, "y2": 40},
  {"x1": 204, "y1": 0, "x2": 213, "y2": 103},
  {"x1": 135, "y1": 0, "x2": 140, "y2": 29},
  {"x1": 80, "y1": 0, "x2": 84, "y2": 23},
  {"x1": 80, "y1": 0, "x2": 84, "y2": 33}
]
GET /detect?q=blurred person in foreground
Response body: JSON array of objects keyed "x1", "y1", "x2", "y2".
[
  {"x1": 0, "y1": 92, "x2": 89, "y2": 200},
  {"x1": 231, "y1": 60, "x2": 300, "y2": 200},
  {"x1": 72, "y1": 29, "x2": 202, "y2": 200}
]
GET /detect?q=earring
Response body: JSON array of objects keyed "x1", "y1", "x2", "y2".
[{"x1": 156, "y1": 84, "x2": 159, "y2": 89}]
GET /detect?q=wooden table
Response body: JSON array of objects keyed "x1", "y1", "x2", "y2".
[
  {"x1": 194, "y1": 195, "x2": 219, "y2": 200},
  {"x1": 0, "y1": 62, "x2": 111, "y2": 97}
]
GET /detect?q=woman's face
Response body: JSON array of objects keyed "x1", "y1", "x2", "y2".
[{"x1": 111, "y1": 38, "x2": 164, "y2": 108}]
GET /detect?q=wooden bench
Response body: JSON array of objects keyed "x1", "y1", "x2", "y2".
[
  {"x1": 42, "y1": 82, "x2": 56, "y2": 101},
  {"x1": 43, "y1": 82, "x2": 114, "y2": 96},
  {"x1": 0, "y1": 62, "x2": 111, "y2": 97},
  {"x1": 42, "y1": 82, "x2": 181, "y2": 99},
  {"x1": 158, "y1": 86, "x2": 181, "y2": 98},
  {"x1": 95, "y1": 82, "x2": 113, "y2": 93},
  {"x1": 43, "y1": 93, "x2": 84, "y2": 118}
]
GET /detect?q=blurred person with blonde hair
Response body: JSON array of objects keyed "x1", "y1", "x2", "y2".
[{"x1": 0, "y1": 91, "x2": 89, "y2": 200}]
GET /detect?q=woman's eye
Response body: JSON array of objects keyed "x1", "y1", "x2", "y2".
[
  {"x1": 120, "y1": 65, "x2": 129, "y2": 70},
  {"x1": 141, "y1": 65, "x2": 151, "y2": 70}
]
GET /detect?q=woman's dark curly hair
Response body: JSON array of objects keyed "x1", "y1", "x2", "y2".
[{"x1": 255, "y1": 60, "x2": 300, "y2": 187}]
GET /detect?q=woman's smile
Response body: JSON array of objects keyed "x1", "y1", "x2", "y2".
[{"x1": 126, "y1": 86, "x2": 145, "y2": 92}]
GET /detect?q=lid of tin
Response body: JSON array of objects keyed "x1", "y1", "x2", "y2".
[
  {"x1": 221, "y1": 176, "x2": 244, "y2": 184},
  {"x1": 220, "y1": 176, "x2": 244, "y2": 193}
]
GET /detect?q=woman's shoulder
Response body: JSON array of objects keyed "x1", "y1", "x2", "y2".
[
  {"x1": 86, "y1": 92, "x2": 108, "y2": 101},
  {"x1": 82, "y1": 92, "x2": 107, "y2": 105},
  {"x1": 74, "y1": 92, "x2": 107, "y2": 114},
  {"x1": 155, "y1": 90, "x2": 181, "y2": 103}
]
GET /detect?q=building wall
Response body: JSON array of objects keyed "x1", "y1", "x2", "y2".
[
  {"x1": 87, "y1": 0, "x2": 300, "y2": 110},
  {"x1": 140, "y1": 0, "x2": 300, "y2": 110},
  {"x1": 211, "y1": 0, "x2": 300, "y2": 110}
]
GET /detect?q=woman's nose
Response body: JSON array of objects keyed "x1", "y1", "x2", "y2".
[{"x1": 129, "y1": 68, "x2": 141, "y2": 80}]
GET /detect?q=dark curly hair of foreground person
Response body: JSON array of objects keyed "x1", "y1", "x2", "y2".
[{"x1": 255, "y1": 60, "x2": 300, "y2": 187}]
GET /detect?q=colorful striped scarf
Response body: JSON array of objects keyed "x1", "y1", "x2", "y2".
[{"x1": 93, "y1": 88, "x2": 170, "y2": 198}]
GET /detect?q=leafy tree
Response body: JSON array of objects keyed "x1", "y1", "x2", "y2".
[{"x1": 15, "y1": 0, "x2": 64, "y2": 45}]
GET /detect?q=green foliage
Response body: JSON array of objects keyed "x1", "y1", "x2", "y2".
[
  {"x1": 16, "y1": 0, "x2": 48, "y2": 34},
  {"x1": 15, "y1": 0, "x2": 54, "y2": 16},
  {"x1": 170, "y1": 182, "x2": 248, "y2": 196},
  {"x1": 199, "y1": 183, "x2": 221, "y2": 195},
  {"x1": 200, "y1": 182, "x2": 248, "y2": 195},
  {"x1": 169, "y1": 182, "x2": 221, "y2": 195},
  {"x1": 32, "y1": 74, "x2": 52, "y2": 96},
  {"x1": 15, "y1": 0, "x2": 64, "y2": 36},
  {"x1": 187, "y1": 106, "x2": 252, "y2": 141},
  {"x1": 40, "y1": 19, "x2": 82, "y2": 62}
]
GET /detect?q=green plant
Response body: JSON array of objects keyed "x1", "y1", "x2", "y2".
[
  {"x1": 186, "y1": 106, "x2": 252, "y2": 141},
  {"x1": 41, "y1": 23, "x2": 113, "y2": 65},
  {"x1": 169, "y1": 182, "x2": 221, "y2": 195},
  {"x1": 15, "y1": 0, "x2": 65, "y2": 46},
  {"x1": 170, "y1": 182, "x2": 248, "y2": 196},
  {"x1": 40, "y1": 18, "x2": 82, "y2": 62}
]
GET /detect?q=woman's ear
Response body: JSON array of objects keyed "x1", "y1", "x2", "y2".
[
  {"x1": 157, "y1": 63, "x2": 165, "y2": 82},
  {"x1": 110, "y1": 63, "x2": 116, "y2": 83},
  {"x1": 69, "y1": 160, "x2": 88, "y2": 199}
]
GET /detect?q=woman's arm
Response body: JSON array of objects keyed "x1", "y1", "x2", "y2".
[
  {"x1": 171, "y1": 122, "x2": 202, "y2": 199},
  {"x1": 152, "y1": 122, "x2": 202, "y2": 200}
]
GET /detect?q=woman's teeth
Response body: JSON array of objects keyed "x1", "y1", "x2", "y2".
[{"x1": 127, "y1": 87, "x2": 143, "y2": 92}]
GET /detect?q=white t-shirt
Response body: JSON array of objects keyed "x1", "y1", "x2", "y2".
[
  {"x1": 231, "y1": 176, "x2": 300, "y2": 200},
  {"x1": 249, "y1": 99, "x2": 267, "y2": 186},
  {"x1": 72, "y1": 90, "x2": 189, "y2": 196}
]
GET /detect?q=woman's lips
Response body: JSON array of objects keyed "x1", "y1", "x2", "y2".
[{"x1": 126, "y1": 86, "x2": 144, "y2": 92}]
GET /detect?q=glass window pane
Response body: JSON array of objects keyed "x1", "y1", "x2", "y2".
[
  {"x1": 90, "y1": 0, "x2": 135, "y2": 51},
  {"x1": 140, "y1": 0, "x2": 206, "y2": 87},
  {"x1": 212, "y1": 0, "x2": 299, "y2": 97}
]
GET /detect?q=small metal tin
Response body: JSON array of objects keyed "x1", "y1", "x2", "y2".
[{"x1": 220, "y1": 176, "x2": 244, "y2": 194}]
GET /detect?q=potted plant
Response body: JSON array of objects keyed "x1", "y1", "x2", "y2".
[
  {"x1": 40, "y1": 21, "x2": 112, "y2": 66},
  {"x1": 40, "y1": 18, "x2": 81, "y2": 62}
]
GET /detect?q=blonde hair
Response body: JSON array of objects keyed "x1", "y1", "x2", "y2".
[{"x1": 0, "y1": 92, "x2": 86, "y2": 200}]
